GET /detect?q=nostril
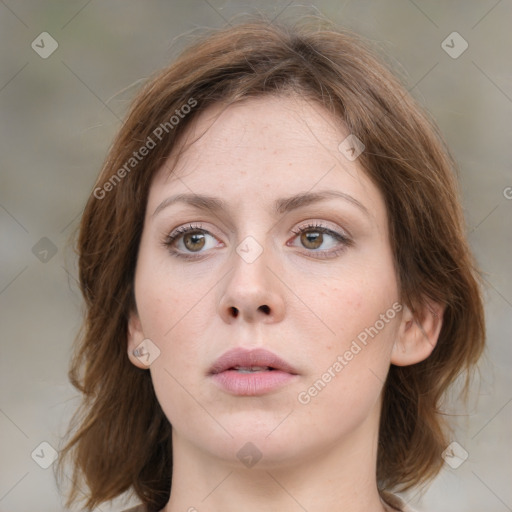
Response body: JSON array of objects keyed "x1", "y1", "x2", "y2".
[
  {"x1": 230, "y1": 307, "x2": 239, "y2": 317},
  {"x1": 259, "y1": 305, "x2": 270, "y2": 315}
]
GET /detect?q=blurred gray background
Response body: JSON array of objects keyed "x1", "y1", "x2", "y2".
[{"x1": 0, "y1": 1, "x2": 511, "y2": 511}]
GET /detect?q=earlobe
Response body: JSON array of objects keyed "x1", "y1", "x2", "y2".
[
  {"x1": 127, "y1": 310, "x2": 148, "y2": 369},
  {"x1": 391, "y1": 300, "x2": 444, "y2": 366}
]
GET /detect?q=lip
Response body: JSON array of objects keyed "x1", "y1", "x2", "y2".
[{"x1": 209, "y1": 347, "x2": 298, "y2": 396}]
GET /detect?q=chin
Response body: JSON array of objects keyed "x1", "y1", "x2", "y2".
[{"x1": 196, "y1": 414, "x2": 311, "y2": 467}]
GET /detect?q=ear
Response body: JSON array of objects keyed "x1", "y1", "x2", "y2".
[
  {"x1": 127, "y1": 309, "x2": 149, "y2": 370},
  {"x1": 391, "y1": 300, "x2": 445, "y2": 366}
]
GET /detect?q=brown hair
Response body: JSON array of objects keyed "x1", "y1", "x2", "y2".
[{"x1": 57, "y1": 18, "x2": 485, "y2": 511}]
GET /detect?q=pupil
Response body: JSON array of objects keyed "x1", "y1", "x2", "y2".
[{"x1": 184, "y1": 232, "x2": 205, "y2": 251}]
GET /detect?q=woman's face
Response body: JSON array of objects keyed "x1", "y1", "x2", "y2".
[{"x1": 129, "y1": 95, "x2": 403, "y2": 468}]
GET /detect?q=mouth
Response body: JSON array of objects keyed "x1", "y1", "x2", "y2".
[
  {"x1": 209, "y1": 347, "x2": 298, "y2": 375},
  {"x1": 230, "y1": 366, "x2": 276, "y2": 373},
  {"x1": 209, "y1": 347, "x2": 298, "y2": 396}
]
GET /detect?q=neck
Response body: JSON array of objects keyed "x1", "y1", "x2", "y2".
[{"x1": 163, "y1": 407, "x2": 386, "y2": 512}]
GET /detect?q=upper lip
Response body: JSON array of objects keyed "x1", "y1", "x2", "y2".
[{"x1": 209, "y1": 347, "x2": 298, "y2": 375}]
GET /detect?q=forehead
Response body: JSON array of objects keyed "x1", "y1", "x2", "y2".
[{"x1": 148, "y1": 95, "x2": 385, "y2": 222}]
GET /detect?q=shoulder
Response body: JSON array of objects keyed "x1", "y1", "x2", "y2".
[
  {"x1": 382, "y1": 491, "x2": 419, "y2": 512},
  {"x1": 121, "y1": 497, "x2": 420, "y2": 512}
]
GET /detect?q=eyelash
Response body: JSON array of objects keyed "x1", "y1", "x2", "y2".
[
  {"x1": 163, "y1": 222, "x2": 352, "y2": 260},
  {"x1": 163, "y1": 223, "x2": 211, "y2": 261},
  {"x1": 289, "y1": 223, "x2": 352, "y2": 259}
]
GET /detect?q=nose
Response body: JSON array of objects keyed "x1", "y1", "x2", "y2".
[{"x1": 218, "y1": 246, "x2": 286, "y2": 324}]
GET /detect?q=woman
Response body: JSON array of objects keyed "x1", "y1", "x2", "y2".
[{"x1": 57, "y1": 19, "x2": 485, "y2": 512}]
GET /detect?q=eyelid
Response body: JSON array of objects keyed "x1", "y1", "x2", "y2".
[
  {"x1": 289, "y1": 221, "x2": 352, "y2": 242},
  {"x1": 163, "y1": 223, "x2": 223, "y2": 257},
  {"x1": 167, "y1": 223, "x2": 208, "y2": 240},
  {"x1": 163, "y1": 220, "x2": 353, "y2": 260},
  {"x1": 163, "y1": 222, "x2": 218, "y2": 246},
  {"x1": 286, "y1": 221, "x2": 353, "y2": 258}
]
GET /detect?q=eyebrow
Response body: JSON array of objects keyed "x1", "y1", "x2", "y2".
[{"x1": 152, "y1": 190, "x2": 369, "y2": 218}]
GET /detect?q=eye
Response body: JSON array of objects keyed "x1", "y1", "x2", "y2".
[
  {"x1": 288, "y1": 223, "x2": 351, "y2": 257},
  {"x1": 164, "y1": 224, "x2": 222, "y2": 257}
]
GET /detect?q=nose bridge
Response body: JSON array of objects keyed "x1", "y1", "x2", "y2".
[{"x1": 218, "y1": 235, "x2": 285, "y2": 323}]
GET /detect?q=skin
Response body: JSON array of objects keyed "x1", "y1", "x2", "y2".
[{"x1": 127, "y1": 95, "x2": 443, "y2": 512}]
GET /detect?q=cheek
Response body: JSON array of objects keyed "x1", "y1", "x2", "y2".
[
  {"x1": 304, "y1": 273, "x2": 398, "y2": 342},
  {"x1": 292, "y1": 258, "x2": 400, "y2": 403},
  {"x1": 134, "y1": 247, "x2": 215, "y2": 340},
  {"x1": 143, "y1": 311, "x2": 211, "y2": 433},
  {"x1": 294, "y1": 287, "x2": 399, "y2": 440},
  {"x1": 133, "y1": 258, "x2": 216, "y2": 420}
]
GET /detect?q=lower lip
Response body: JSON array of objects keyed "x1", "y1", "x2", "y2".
[{"x1": 211, "y1": 370, "x2": 296, "y2": 396}]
